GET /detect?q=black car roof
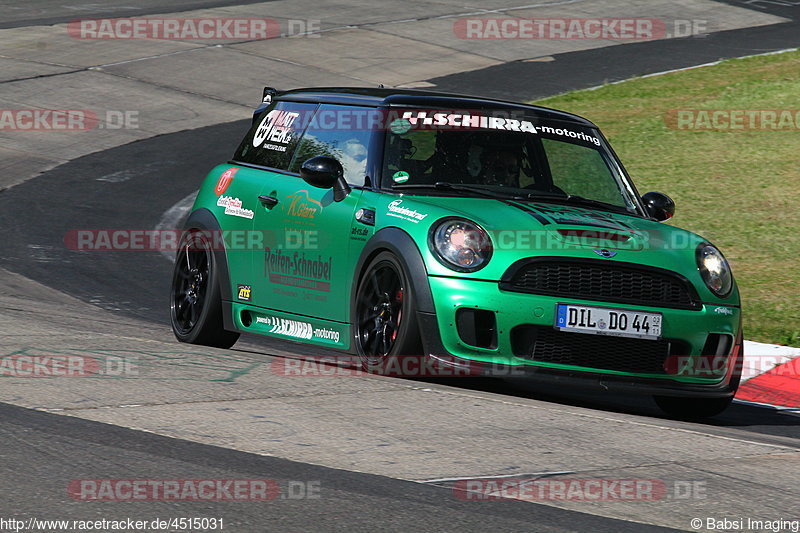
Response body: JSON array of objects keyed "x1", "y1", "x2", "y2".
[{"x1": 274, "y1": 87, "x2": 597, "y2": 128}]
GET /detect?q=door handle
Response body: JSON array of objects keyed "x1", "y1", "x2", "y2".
[{"x1": 258, "y1": 195, "x2": 279, "y2": 208}]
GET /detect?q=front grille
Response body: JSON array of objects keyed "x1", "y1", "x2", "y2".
[
  {"x1": 500, "y1": 259, "x2": 700, "y2": 310},
  {"x1": 511, "y1": 326, "x2": 686, "y2": 374}
]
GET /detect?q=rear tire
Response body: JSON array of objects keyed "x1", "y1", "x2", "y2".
[
  {"x1": 170, "y1": 230, "x2": 239, "y2": 349},
  {"x1": 653, "y1": 395, "x2": 733, "y2": 419}
]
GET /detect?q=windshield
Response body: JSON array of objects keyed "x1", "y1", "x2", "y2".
[{"x1": 382, "y1": 111, "x2": 639, "y2": 213}]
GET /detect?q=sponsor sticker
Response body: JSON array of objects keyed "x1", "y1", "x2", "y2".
[
  {"x1": 256, "y1": 315, "x2": 312, "y2": 339},
  {"x1": 217, "y1": 195, "x2": 254, "y2": 219},
  {"x1": 215, "y1": 167, "x2": 237, "y2": 196},
  {"x1": 401, "y1": 110, "x2": 536, "y2": 133},
  {"x1": 386, "y1": 200, "x2": 428, "y2": 223},
  {"x1": 237, "y1": 284, "x2": 252, "y2": 301},
  {"x1": 389, "y1": 118, "x2": 412, "y2": 134},
  {"x1": 392, "y1": 171, "x2": 410, "y2": 183},
  {"x1": 255, "y1": 315, "x2": 341, "y2": 343},
  {"x1": 398, "y1": 111, "x2": 601, "y2": 146},
  {"x1": 284, "y1": 190, "x2": 323, "y2": 221},
  {"x1": 351, "y1": 226, "x2": 370, "y2": 241},
  {"x1": 264, "y1": 248, "x2": 332, "y2": 292},
  {"x1": 253, "y1": 109, "x2": 300, "y2": 151}
]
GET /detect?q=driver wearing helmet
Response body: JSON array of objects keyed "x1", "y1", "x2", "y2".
[{"x1": 480, "y1": 147, "x2": 522, "y2": 187}]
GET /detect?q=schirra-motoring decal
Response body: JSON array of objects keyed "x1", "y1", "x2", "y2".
[
  {"x1": 237, "y1": 284, "x2": 252, "y2": 301},
  {"x1": 399, "y1": 111, "x2": 601, "y2": 146},
  {"x1": 254, "y1": 315, "x2": 341, "y2": 343},
  {"x1": 386, "y1": 199, "x2": 428, "y2": 223},
  {"x1": 264, "y1": 248, "x2": 332, "y2": 292},
  {"x1": 252, "y1": 109, "x2": 300, "y2": 152}
]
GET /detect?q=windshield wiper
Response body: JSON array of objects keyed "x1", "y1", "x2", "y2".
[
  {"x1": 392, "y1": 184, "x2": 633, "y2": 213},
  {"x1": 523, "y1": 193, "x2": 632, "y2": 214},
  {"x1": 393, "y1": 182, "x2": 529, "y2": 201}
]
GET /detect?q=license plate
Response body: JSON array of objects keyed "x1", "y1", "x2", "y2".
[{"x1": 555, "y1": 304, "x2": 662, "y2": 340}]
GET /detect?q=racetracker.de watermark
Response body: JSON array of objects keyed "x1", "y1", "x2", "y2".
[
  {"x1": 63, "y1": 228, "x2": 714, "y2": 253},
  {"x1": 270, "y1": 355, "x2": 528, "y2": 378},
  {"x1": 665, "y1": 353, "x2": 798, "y2": 379},
  {"x1": 64, "y1": 229, "x2": 302, "y2": 252},
  {"x1": 0, "y1": 355, "x2": 137, "y2": 377},
  {"x1": 0, "y1": 109, "x2": 139, "y2": 131},
  {"x1": 453, "y1": 478, "x2": 707, "y2": 501},
  {"x1": 67, "y1": 18, "x2": 321, "y2": 40},
  {"x1": 453, "y1": 18, "x2": 708, "y2": 40},
  {"x1": 665, "y1": 109, "x2": 800, "y2": 131},
  {"x1": 68, "y1": 479, "x2": 321, "y2": 501}
]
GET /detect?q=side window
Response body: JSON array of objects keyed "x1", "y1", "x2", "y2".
[
  {"x1": 289, "y1": 104, "x2": 376, "y2": 184},
  {"x1": 384, "y1": 129, "x2": 436, "y2": 179},
  {"x1": 233, "y1": 102, "x2": 317, "y2": 171}
]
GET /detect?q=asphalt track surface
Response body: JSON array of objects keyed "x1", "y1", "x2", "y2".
[
  {"x1": 0, "y1": 403, "x2": 680, "y2": 532},
  {"x1": 2, "y1": 1, "x2": 800, "y2": 531},
  {"x1": 0, "y1": 0, "x2": 275, "y2": 30},
  {"x1": 3, "y1": 118, "x2": 800, "y2": 439},
  {"x1": 432, "y1": 0, "x2": 800, "y2": 99}
]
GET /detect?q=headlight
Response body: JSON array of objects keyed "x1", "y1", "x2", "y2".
[
  {"x1": 696, "y1": 243, "x2": 733, "y2": 298},
  {"x1": 429, "y1": 218, "x2": 492, "y2": 272}
]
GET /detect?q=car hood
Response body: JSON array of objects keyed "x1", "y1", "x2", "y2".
[{"x1": 376, "y1": 194, "x2": 737, "y2": 305}]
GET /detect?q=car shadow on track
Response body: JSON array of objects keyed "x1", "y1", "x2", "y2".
[
  {"x1": 424, "y1": 375, "x2": 800, "y2": 434},
  {"x1": 228, "y1": 337, "x2": 800, "y2": 439}
]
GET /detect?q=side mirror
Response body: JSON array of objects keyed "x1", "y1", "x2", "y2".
[
  {"x1": 641, "y1": 192, "x2": 675, "y2": 222},
  {"x1": 300, "y1": 156, "x2": 351, "y2": 202}
]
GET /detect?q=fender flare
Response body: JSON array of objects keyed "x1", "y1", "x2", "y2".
[
  {"x1": 352, "y1": 227, "x2": 433, "y2": 313},
  {"x1": 180, "y1": 208, "x2": 236, "y2": 331},
  {"x1": 350, "y1": 227, "x2": 447, "y2": 356}
]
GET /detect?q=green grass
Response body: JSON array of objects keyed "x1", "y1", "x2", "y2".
[{"x1": 533, "y1": 50, "x2": 800, "y2": 346}]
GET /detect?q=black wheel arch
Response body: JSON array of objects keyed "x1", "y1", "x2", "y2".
[
  {"x1": 351, "y1": 227, "x2": 447, "y2": 356},
  {"x1": 180, "y1": 208, "x2": 236, "y2": 331}
]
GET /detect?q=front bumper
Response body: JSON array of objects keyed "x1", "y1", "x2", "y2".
[{"x1": 419, "y1": 275, "x2": 743, "y2": 397}]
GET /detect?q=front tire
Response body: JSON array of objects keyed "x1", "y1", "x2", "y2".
[
  {"x1": 653, "y1": 395, "x2": 733, "y2": 419},
  {"x1": 170, "y1": 230, "x2": 239, "y2": 349},
  {"x1": 354, "y1": 251, "x2": 422, "y2": 371}
]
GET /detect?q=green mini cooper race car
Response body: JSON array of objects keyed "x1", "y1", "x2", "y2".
[{"x1": 170, "y1": 87, "x2": 742, "y2": 418}]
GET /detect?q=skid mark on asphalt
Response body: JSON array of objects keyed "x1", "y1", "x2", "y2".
[{"x1": 96, "y1": 161, "x2": 171, "y2": 183}]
